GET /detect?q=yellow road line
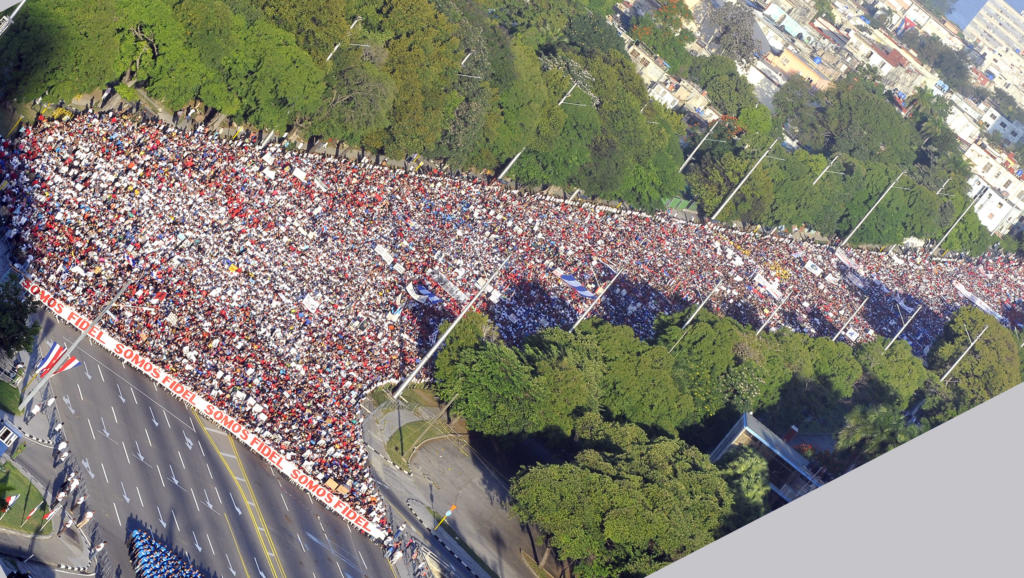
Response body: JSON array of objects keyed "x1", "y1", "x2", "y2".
[
  {"x1": 230, "y1": 434, "x2": 289, "y2": 578},
  {"x1": 223, "y1": 512, "x2": 254, "y2": 578},
  {"x1": 195, "y1": 411, "x2": 282, "y2": 578}
]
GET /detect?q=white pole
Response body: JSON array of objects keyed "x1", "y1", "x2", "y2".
[
  {"x1": 811, "y1": 155, "x2": 840, "y2": 186},
  {"x1": 885, "y1": 304, "x2": 923, "y2": 350},
  {"x1": 841, "y1": 170, "x2": 906, "y2": 246},
  {"x1": 679, "y1": 121, "x2": 720, "y2": 173},
  {"x1": 832, "y1": 296, "x2": 869, "y2": 342},
  {"x1": 940, "y1": 325, "x2": 988, "y2": 382},
  {"x1": 756, "y1": 288, "x2": 793, "y2": 335},
  {"x1": 496, "y1": 148, "x2": 525, "y2": 181},
  {"x1": 930, "y1": 196, "x2": 980, "y2": 256},
  {"x1": 326, "y1": 43, "x2": 341, "y2": 62},
  {"x1": 570, "y1": 270, "x2": 622, "y2": 332},
  {"x1": 668, "y1": 280, "x2": 723, "y2": 353},
  {"x1": 9, "y1": 0, "x2": 26, "y2": 20},
  {"x1": 460, "y1": 51, "x2": 473, "y2": 67},
  {"x1": 557, "y1": 83, "x2": 578, "y2": 107},
  {"x1": 393, "y1": 255, "x2": 512, "y2": 400},
  {"x1": 709, "y1": 139, "x2": 779, "y2": 221}
]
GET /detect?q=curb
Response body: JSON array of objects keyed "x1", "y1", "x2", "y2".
[
  {"x1": 404, "y1": 499, "x2": 485, "y2": 578},
  {"x1": 55, "y1": 562, "x2": 93, "y2": 573},
  {"x1": 21, "y1": 431, "x2": 54, "y2": 448}
]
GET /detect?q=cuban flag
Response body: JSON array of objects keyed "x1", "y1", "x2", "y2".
[
  {"x1": 35, "y1": 343, "x2": 65, "y2": 377},
  {"x1": 554, "y1": 269, "x2": 597, "y2": 299},
  {"x1": 49, "y1": 357, "x2": 81, "y2": 378},
  {"x1": 5, "y1": 494, "x2": 19, "y2": 508},
  {"x1": 406, "y1": 283, "x2": 443, "y2": 305}
]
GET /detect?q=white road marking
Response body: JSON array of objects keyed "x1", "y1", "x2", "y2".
[
  {"x1": 197, "y1": 438, "x2": 206, "y2": 456},
  {"x1": 145, "y1": 428, "x2": 153, "y2": 447},
  {"x1": 76, "y1": 383, "x2": 83, "y2": 400},
  {"x1": 190, "y1": 487, "x2": 201, "y2": 512},
  {"x1": 206, "y1": 533, "x2": 216, "y2": 555},
  {"x1": 358, "y1": 551, "x2": 367, "y2": 569},
  {"x1": 336, "y1": 561, "x2": 343, "y2": 574},
  {"x1": 98, "y1": 364, "x2": 104, "y2": 382},
  {"x1": 111, "y1": 406, "x2": 118, "y2": 424},
  {"x1": 220, "y1": 452, "x2": 238, "y2": 460},
  {"x1": 121, "y1": 441, "x2": 131, "y2": 464},
  {"x1": 206, "y1": 463, "x2": 214, "y2": 479},
  {"x1": 178, "y1": 450, "x2": 186, "y2": 469},
  {"x1": 214, "y1": 486, "x2": 223, "y2": 504},
  {"x1": 112, "y1": 502, "x2": 122, "y2": 527},
  {"x1": 101, "y1": 462, "x2": 109, "y2": 483},
  {"x1": 172, "y1": 509, "x2": 181, "y2": 531},
  {"x1": 280, "y1": 493, "x2": 290, "y2": 511},
  {"x1": 87, "y1": 418, "x2": 95, "y2": 440},
  {"x1": 296, "y1": 532, "x2": 307, "y2": 553},
  {"x1": 130, "y1": 386, "x2": 138, "y2": 404},
  {"x1": 163, "y1": 409, "x2": 172, "y2": 428},
  {"x1": 136, "y1": 486, "x2": 145, "y2": 508},
  {"x1": 156, "y1": 464, "x2": 166, "y2": 488}
]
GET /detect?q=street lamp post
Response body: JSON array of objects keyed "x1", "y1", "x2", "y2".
[
  {"x1": 570, "y1": 269, "x2": 622, "y2": 332},
  {"x1": 679, "y1": 121, "x2": 720, "y2": 173},
  {"x1": 832, "y1": 296, "x2": 869, "y2": 342},
  {"x1": 392, "y1": 255, "x2": 511, "y2": 400},
  {"x1": 668, "y1": 280, "x2": 723, "y2": 353},
  {"x1": 840, "y1": 170, "x2": 906, "y2": 247},
  {"x1": 709, "y1": 139, "x2": 779, "y2": 221}
]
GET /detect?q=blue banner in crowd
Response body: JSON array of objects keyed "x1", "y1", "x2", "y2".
[{"x1": 557, "y1": 271, "x2": 597, "y2": 299}]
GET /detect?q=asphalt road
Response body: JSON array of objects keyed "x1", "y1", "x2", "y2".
[{"x1": 21, "y1": 313, "x2": 395, "y2": 578}]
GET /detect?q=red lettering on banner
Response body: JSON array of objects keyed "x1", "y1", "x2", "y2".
[{"x1": 19, "y1": 276, "x2": 387, "y2": 540}]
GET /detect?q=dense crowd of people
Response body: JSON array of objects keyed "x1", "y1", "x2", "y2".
[
  {"x1": 128, "y1": 528, "x2": 205, "y2": 578},
  {"x1": 1, "y1": 110, "x2": 1023, "y2": 540}
]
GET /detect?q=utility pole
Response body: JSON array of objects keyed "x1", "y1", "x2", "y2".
[
  {"x1": 679, "y1": 121, "x2": 720, "y2": 173},
  {"x1": 756, "y1": 288, "x2": 793, "y2": 335},
  {"x1": 393, "y1": 255, "x2": 511, "y2": 400},
  {"x1": 496, "y1": 148, "x2": 525, "y2": 181},
  {"x1": 811, "y1": 155, "x2": 841, "y2": 186},
  {"x1": 570, "y1": 270, "x2": 622, "y2": 332},
  {"x1": 929, "y1": 195, "x2": 980, "y2": 256},
  {"x1": 557, "y1": 83, "x2": 578, "y2": 107},
  {"x1": 0, "y1": 0, "x2": 27, "y2": 38},
  {"x1": 841, "y1": 170, "x2": 906, "y2": 246},
  {"x1": 832, "y1": 296, "x2": 869, "y2": 342},
  {"x1": 940, "y1": 325, "x2": 988, "y2": 382},
  {"x1": 885, "y1": 304, "x2": 923, "y2": 351},
  {"x1": 709, "y1": 139, "x2": 779, "y2": 221},
  {"x1": 668, "y1": 280, "x2": 723, "y2": 353}
]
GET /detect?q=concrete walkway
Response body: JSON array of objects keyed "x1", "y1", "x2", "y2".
[{"x1": 363, "y1": 395, "x2": 545, "y2": 578}]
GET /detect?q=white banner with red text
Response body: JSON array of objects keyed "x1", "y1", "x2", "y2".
[{"x1": 18, "y1": 277, "x2": 386, "y2": 541}]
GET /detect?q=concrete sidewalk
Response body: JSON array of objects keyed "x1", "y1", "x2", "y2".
[
  {"x1": 363, "y1": 395, "x2": 544, "y2": 578},
  {"x1": 0, "y1": 377, "x2": 96, "y2": 575}
]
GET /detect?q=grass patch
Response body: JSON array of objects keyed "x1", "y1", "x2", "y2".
[
  {"x1": 0, "y1": 461, "x2": 53, "y2": 535},
  {"x1": 385, "y1": 420, "x2": 449, "y2": 469},
  {"x1": 369, "y1": 387, "x2": 390, "y2": 408},
  {"x1": 428, "y1": 507, "x2": 499, "y2": 578},
  {"x1": 521, "y1": 551, "x2": 553, "y2": 578},
  {"x1": 0, "y1": 381, "x2": 21, "y2": 415}
]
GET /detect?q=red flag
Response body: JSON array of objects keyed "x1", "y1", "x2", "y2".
[
  {"x1": 4, "y1": 494, "x2": 19, "y2": 508},
  {"x1": 43, "y1": 508, "x2": 57, "y2": 521}
]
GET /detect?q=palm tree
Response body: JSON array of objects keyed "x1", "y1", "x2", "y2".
[{"x1": 836, "y1": 405, "x2": 927, "y2": 468}]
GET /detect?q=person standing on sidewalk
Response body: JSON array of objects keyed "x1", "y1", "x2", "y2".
[
  {"x1": 27, "y1": 403, "x2": 41, "y2": 421},
  {"x1": 76, "y1": 510, "x2": 93, "y2": 528},
  {"x1": 58, "y1": 518, "x2": 74, "y2": 536},
  {"x1": 72, "y1": 494, "x2": 86, "y2": 512},
  {"x1": 89, "y1": 541, "x2": 106, "y2": 559}
]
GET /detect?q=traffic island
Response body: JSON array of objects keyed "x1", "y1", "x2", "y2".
[{"x1": 0, "y1": 460, "x2": 53, "y2": 535}]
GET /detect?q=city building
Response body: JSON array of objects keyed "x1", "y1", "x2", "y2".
[
  {"x1": 978, "y1": 101, "x2": 1024, "y2": 144},
  {"x1": 964, "y1": 0, "x2": 1024, "y2": 108},
  {"x1": 963, "y1": 141, "x2": 1024, "y2": 234},
  {"x1": 968, "y1": 175, "x2": 1024, "y2": 235},
  {"x1": 710, "y1": 413, "x2": 824, "y2": 503}
]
